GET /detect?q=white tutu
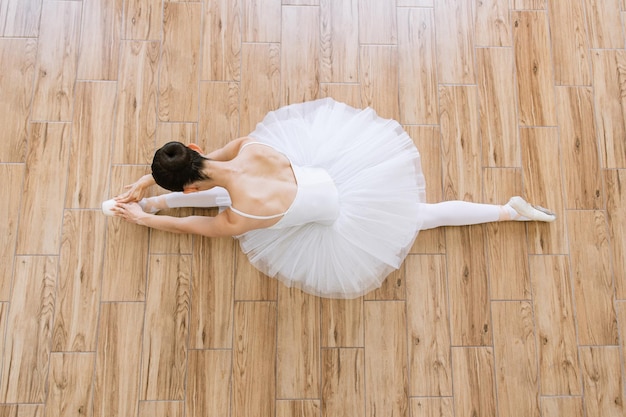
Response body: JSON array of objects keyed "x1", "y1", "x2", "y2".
[{"x1": 237, "y1": 98, "x2": 426, "y2": 298}]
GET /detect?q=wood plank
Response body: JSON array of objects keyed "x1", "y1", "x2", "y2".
[
  {"x1": 359, "y1": 45, "x2": 399, "y2": 120},
  {"x1": 101, "y1": 165, "x2": 151, "y2": 301},
  {"x1": 235, "y1": 245, "x2": 278, "y2": 301},
  {"x1": 158, "y1": 1, "x2": 201, "y2": 122},
  {"x1": 0, "y1": 405, "x2": 44, "y2": 417},
  {"x1": 556, "y1": 87, "x2": 602, "y2": 209},
  {"x1": 123, "y1": 0, "x2": 162, "y2": 40},
  {"x1": 530, "y1": 255, "x2": 581, "y2": 395},
  {"x1": 113, "y1": 40, "x2": 160, "y2": 165},
  {"x1": 567, "y1": 210, "x2": 618, "y2": 345},
  {"x1": 277, "y1": 400, "x2": 320, "y2": 417},
  {"x1": 477, "y1": 48, "x2": 519, "y2": 167},
  {"x1": 408, "y1": 126, "x2": 445, "y2": 254},
  {"x1": 52, "y1": 210, "x2": 106, "y2": 352},
  {"x1": 140, "y1": 255, "x2": 191, "y2": 400},
  {"x1": 475, "y1": 0, "x2": 511, "y2": 47},
  {"x1": 512, "y1": 0, "x2": 546, "y2": 8},
  {"x1": 541, "y1": 397, "x2": 584, "y2": 417},
  {"x1": 434, "y1": 0, "x2": 475, "y2": 84},
  {"x1": 410, "y1": 398, "x2": 454, "y2": 417},
  {"x1": 45, "y1": 353, "x2": 94, "y2": 417},
  {"x1": 321, "y1": 349, "x2": 364, "y2": 417},
  {"x1": 605, "y1": 170, "x2": 626, "y2": 299},
  {"x1": 190, "y1": 235, "x2": 235, "y2": 349},
  {"x1": 0, "y1": 39, "x2": 36, "y2": 162},
  {"x1": 320, "y1": 0, "x2": 359, "y2": 83},
  {"x1": 149, "y1": 207, "x2": 194, "y2": 254},
  {"x1": 16, "y1": 123, "x2": 71, "y2": 255},
  {"x1": 240, "y1": 43, "x2": 281, "y2": 135},
  {"x1": 398, "y1": 7, "x2": 438, "y2": 125},
  {"x1": 483, "y1": 168, "x2": 529, "y2": 300},
  {"x1": 277, "y1": 287, "x2": 320, "y2": 398},
  {"x1": 31, "y1": 0, "x2": 81, "y2": 121},
  {"x1": 512, "y1": 11, "x2": 557, "y2": 126},
  {"x1": 185, "y1": 350, "x2": 231, "y2": 417},
  {"x1": 281, "y1": 5, "x2": 320, "y2": 105},
  {"x1": 233, "y1": 302, "x2": 277, "y2": 417},
  {"x1": 319, "y1": 83, "x2": 362, "y2": 108},
  {"x1": 405, "y1": 255, "x2": 452, "y2": 396},
  {"x1": 199, "y1": 81, "x2": 240, "y2": 152},
  {"x1": 358, "y1": 0, "x2": 396, "y2": 44},
  {"x1": 547, "y1": 0, "x2": 591, "y2": 86},
  {"x1": 363, "y1": 266, "x2": 405, "y2": 301},
  {"x1": 439, "y1": 85, "x2": 481, "y2": 202},
  {"x1": 241, "y1": 0, "x2": 281, "y2": 42},
  {"x1": 520, "y1": 127, "x2": 568, "y2": 254},
  {"x1": 139, "y1": 402, "x2": 184, "y2": 417},
  {"x1": 591, "y1": 50, "x2": 626, "y2": 168},
  {"x1": 202, "y1": 0, "x2": 241, "y2": 81},
  {"x1": 66, "y1": 82, "x2": 117, "y2": 209},
  {"x1": 364, "y1": 301, "x2": 409, "y2": 417},
  {"x1": 451, "y1": 347, "x2": 497, "y2": 417},
  {"x1": 446, "y1": 226, "x2": 491, "y2": 346},
  {"x1": 0, "y1": 256, "x2": 56, "y2": 403},
  {"x1": 492, "y1": 301, "x2": 540, "y2": 417},
  {"x1": 77, "y1": 0, "x2": 123, "y2": 80},
  {"x1": 583, "y1": 0, "x2": 624, "y2": 48},
  {"x1": 157, "y1": 122, "x2": 197, "y2": 149},
  {"x1": 321, "y1": 297, "x2": 363, "y2": 347},
  {"x1": 580, "y1": 347, "x2": 625, "y2": 417},
  {"x1": 93, "y1": 303, "x2": 144, "y2": 417},
  {"x1": 0, "y1": 0, "x2": 42, "y2": 37},
  {"x1": 0, "y1": 164, "x2": 24, "y2": 300}
]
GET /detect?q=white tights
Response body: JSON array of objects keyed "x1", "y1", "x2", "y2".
[{"x1": 140, "y1": 190, "x2": 526, "y2": 229}]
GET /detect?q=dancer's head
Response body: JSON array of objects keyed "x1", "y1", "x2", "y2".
[{"x1": 151, "y1": 141, "x2": 209, "y2": 192}]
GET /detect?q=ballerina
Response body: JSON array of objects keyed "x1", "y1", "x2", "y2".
[{"x1": 104, "y1": 99, "x2": 555, "y2": 299}]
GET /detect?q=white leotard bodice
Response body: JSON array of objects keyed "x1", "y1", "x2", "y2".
[{"x1": 231, "y1": 142, "x2": 340, "y2": 228}]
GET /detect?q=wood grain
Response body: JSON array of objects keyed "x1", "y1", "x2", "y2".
[
  {"x1": 0, "y1": 39, "x2": 36, "y2": 162},
  {"x1": 358, "y1": 0, "x2": 396, "y2": 44},
  {"x1": 320, "y1": 297, "x2": 363, "y2": 347},
  {"x1": 583, "y1": 0, "x2": 624, "y2": 48},
  {"x1": 321, "y1": 349, "x2": 364, "y2": 417},
  {"x1": 113, "y1": 40, "x2": 160, "y2": 165},
  {"x1": 411, "y1": 398, "x2": 454, "y2": 417},
  {"x1": 512, "y1": 11, "x2": 557, "y2": 126},
  {"x1": 45, "y1": 353, "x2": 94, "y2": 417},
  {"x1": 77, "y1": 0, "x2": 123, "y2": 81},
  {"x1": 16, "y1": 123, "x2": 71, "y2": 255},
  {"x1": 65, "y1": 82, "x2": 117, "y2": 209},
  {"x1": 320, "y1": 0, "x2": 359, "y2": 83},
  {"x1": 199, "y1": 82, "x2": 240, "y2": 151},
  {"x1": 605, "y1": 170, "x2": 626, "y2": 299},
  {"x1": 202, "y1": 0, "x2": 241, "y2": 81},
  {"x1": 242, "y1": 0, "x2": 281, "y2": 42},
  {"x1": 405, "y1": 255, "x2": 452, "y2": 396},
  {"x1": 139, "y1": 402, "x2": 184, "y2": 417},
  {"x1": 530, "y1": 256, "x2": 581, "y2": 395},
  {"x1": 541, "y1": 397, "x2": 584, "y2": 417},
  {"x1": 31, "y1": 1, "x2": 81, "y2": 121},
  {"x1": 398, "y1": 7, "x2": 438, "y2": 125},
  {"x1": 492, "y1": 301, "x2": 540, "y2": 417},
  {"x1": 580, "y1": 347, "x2": 625, "y2": 417},
  {"x1": 123, "y1": 0, "x2": 162, "y2": 40},
  {"x1": 475, "y1": 0, "x2": 511, "y2": 47},
  {"x1": 276, "y1": 400, "x2": 320, "y2": 417},
  {"x1": 235, "y1": 245, "x2": 278, "y2": 301},
  {"x1": 0, "y1": 0, "x2": 42, "y2": 37},
  {"x1": 451, "y1": 347, "x2": 497, "y2": 417},
  {"x1": 0, "y1": 257, "x2": 56, "y2": 403},
  {"x1": 359, "y1": 45, "x2": 399, "y2": 120},
  {"x1": 186, "y1": 350, "x2": 231, "y2": 417},
  {"x1": 277, "y1": 287, "x2": 320, "y2": 398},
  {"x1": 0, "y1": 164, "x2": 24, "y2": 300},
  {"x1": 434, "y1": 0, "x2": 476, "y2": 84},
  {"x1": 281, "y1": 5, "x2": 320, "y2": 105},
  {"x1": 140, "y1": 255, "x2": 190, "y2": 400},
  {"x1": 53, "y1": 210, "x2": 106, "y2": 352},
  {"x1": 158, "y1": 1, "x2": 201, "y2": 122}
]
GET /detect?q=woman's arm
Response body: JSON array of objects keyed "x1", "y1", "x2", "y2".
[
  {"x1": 113, "y1": 202, "x2": 247, "y2": 237},
  {"x1": 115, "y1": 174, "x2": 156, "y2": 203}
]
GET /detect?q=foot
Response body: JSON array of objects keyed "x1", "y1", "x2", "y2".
[
  {"x1": 102, "y1": 199, "x2": 116, "y2": 216},
  {"x1": 102, "y1": 196, "x2": 163, "y2": 216},
  {"x1": 506, "y1": 196, "x2": 556, "y2": 222}
]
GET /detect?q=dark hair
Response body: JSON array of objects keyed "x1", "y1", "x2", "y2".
[{"x1": 151, "y1": 141, "x2": 209, "y2": 191}]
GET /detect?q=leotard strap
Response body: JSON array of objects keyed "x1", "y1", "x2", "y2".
[
  {"x1": 229, "y1": 206, "x2": 286, "y2": 220},
  {"x1": 238, "y1": 141, "x2": 275, "y2": 154}
]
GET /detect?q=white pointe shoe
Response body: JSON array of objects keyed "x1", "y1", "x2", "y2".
[
  {"x1": 508, "y1": 196, "x2": 556, "y2": 222},
  {"x1": 101, "y1": 199, "x2": 117, "y2": 216}
]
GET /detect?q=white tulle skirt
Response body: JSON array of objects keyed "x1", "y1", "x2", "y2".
[{"x1": 238, "y1": 98, "x2": 426, "y2": 298}]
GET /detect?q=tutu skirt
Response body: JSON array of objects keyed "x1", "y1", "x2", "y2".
[{"x1": 238, "y1": 98, "x2": 426, "y2": 298}]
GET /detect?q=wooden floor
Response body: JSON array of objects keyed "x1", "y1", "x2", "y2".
[{"x1": 1, "y1": 0, "x2": 626, "y2": 416}]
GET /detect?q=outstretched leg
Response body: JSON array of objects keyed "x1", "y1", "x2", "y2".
[{"x1": 418, "y1": 196, "x2": 555, "y2": 230}]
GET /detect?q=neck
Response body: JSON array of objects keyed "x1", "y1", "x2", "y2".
[{"x1": 199, "y1": 159, "x2": 232, "y2": 188}]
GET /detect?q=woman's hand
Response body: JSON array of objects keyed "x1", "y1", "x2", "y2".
[
  {"x1": 112, "y1": 202, "x2": 150, "y2": 226},
  {"x1": 115, "y1": 174, "x2": 155, "y2": 203}
]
